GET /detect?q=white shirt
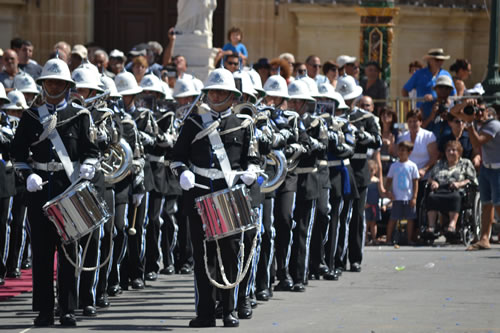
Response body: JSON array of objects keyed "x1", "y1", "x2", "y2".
[{"x1": 398, "y1": 128, "x2": 436, "y2": 170}]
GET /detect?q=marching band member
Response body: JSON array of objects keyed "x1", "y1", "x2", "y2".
[
  {"x1": 287, "y1": 80, "x2": 327, "y2": 291},
  {"x1": 114, "y1": 71, "x2": 149, "y2": 290},
  {"x1": 313, "y1": 83, "x2": 356, "y2": 280},
  {"x1": 336, "y1": 74, "x2": 382, "y2": 272},
  {"x1": 71, "y1": 65, "x2": 107, "y2": 317},
  {"x1": 2, "y1": 90, "x2": 28, "y2": 279},
  {"x1": 171, "y1": 68, "x2": 260, "y2": 327},
  {"x1": 12, "y1": 57, "x2": 100, "y2": 327},
  {"x1": 0, "y1": 84, "x2": 15, "y2": 287}
]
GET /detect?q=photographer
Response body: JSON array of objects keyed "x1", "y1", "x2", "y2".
[
  {"x1": 422, "y1": 76, "x2": 455, "y2": 140},
  {"x1": 451, "y1": 99, "x2": 500, "y2": 250}
]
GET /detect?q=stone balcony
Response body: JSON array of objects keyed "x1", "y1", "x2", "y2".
[{"x1": 285, "y1": 0, "x2": 488, "y2": 10}]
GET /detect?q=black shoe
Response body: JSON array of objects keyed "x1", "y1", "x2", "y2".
[
  {"x1": 83, "y1": 305, "x2": 97, "y2": 317},
  {"x1": 324, "y1": 270, "x2": 339, "y2": 280},
  {"x1": 215, "y1": 302, "x2": 223, "y2": 319},
  {"x1": 318, "y1": 264, "x2": 329, "y2": 275},
  {"x1": 107, "y1": 284, "x2": 122, "y2": 296},
  {"x1": 179, "y1": 264, "x2": 192, "y2": 274},
  {"x1": 159, "y1": 265, "x2": 175, "y2": 275},
  {"x1": 189, "y1": 316, "x2": 216, "y2": 328},
  {"x1": 308, "y1": 272, "x2": 320, "y2": 280},
  {"x1": 145, "y1": 272, "x2": 158, "y2": 281},
  {"x1": 334, "y1": 268, "x2": 343, "y2": 276},
  {"x1": 250, "y1": 295, "x2": 257, "y2": 309},
  {"x1": 59, "y1": 313, "x2": 77, "y2": 326},
  {"x1": 274, "y1": 278, "x2": 293, "y2": 291},
  {"x1": 96, "y1": 295, "x2": 110, "y2": 308},
  {"x1": 237, "y1": 297, "x2": 253, "y2": 319},
  {"x1": 6, "y1": 268, "x2": 21, "y2": 278},
  {"x1": 223, "y1": 312, "x2": 240, "y2": 327},
  {"x1": 350, "y1": 262, "x2": 362, "y2": 272},
  {"x1": 34, "y1": 311, "x2": 54, "y2": 327},
  {"x1": 131, "y1": 278, "x2": 145, "y2": 289},
  {"x1": 0, "y1": 278, "x2": 4, "y2": 286},
  {"x1": 21, "y1": 258, "x2": 31, "y2": 269},
  {"x1": 292, "y1": 283, "x2": 305, "y2": 292},
  {"x1": 255, "y1": 289, "x2": 270, "y2": 301}
]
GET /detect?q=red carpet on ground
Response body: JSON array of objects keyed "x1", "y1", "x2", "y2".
[{"x1": 0, "y1": 269, "x2": 33, "y2": 301}]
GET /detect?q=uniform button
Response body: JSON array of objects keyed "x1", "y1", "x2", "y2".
[
  {"x1": 51, "y1": 159, "x2": 55, "y2": 162},
  {"x1": 50, "y1": 172, "x2": 54, "y2": 176}
]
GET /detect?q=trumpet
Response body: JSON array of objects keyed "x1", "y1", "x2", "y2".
[{"x1": 69, "y1": 90, "x2": 111, "y2": 109}]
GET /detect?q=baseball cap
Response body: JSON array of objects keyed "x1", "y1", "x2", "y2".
[
  {"x1": 336, "y1": 55, "x2": 357, "y2": 68},
  {"x1": 109, "y1": 49, "x2": 126, "y2": 60},
  {"x1": 71, "y1": 44, "x2": 88, "y2": 59}
]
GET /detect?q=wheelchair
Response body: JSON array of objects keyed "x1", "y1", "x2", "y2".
[{"x1": 418, "y1": 182, "x2": 481, "y2": 246}]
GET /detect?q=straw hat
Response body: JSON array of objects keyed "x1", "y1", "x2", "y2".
[{"x1": 424, "y1": 48, "x2": 450, "y2": 60}]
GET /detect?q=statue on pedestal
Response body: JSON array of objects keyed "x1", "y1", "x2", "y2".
[{"x1": 176, "y1": 0, "x2": 217, "y2": 35}]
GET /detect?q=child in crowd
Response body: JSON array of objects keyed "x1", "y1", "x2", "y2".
[
  {"x1": 365, "y1": 160, "x2": 382, "y2": 245},
  {"x1": 385, "y1": 141, "x2": 420, "y2": 245},
  {"x1": 221, "y1": 27, "x2": 248, "y2": 64}
]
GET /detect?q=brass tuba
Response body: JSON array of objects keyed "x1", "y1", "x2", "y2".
[
  {"x1": 261, "y1": 149, "x2": 287, "y2": 193},
  {"x1": 101, "y1": 138, "x2": 133, "y2": 184}
]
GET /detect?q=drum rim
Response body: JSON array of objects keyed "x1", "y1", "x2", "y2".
[
  {"x1": 194, "y1": 184, "x2": 247, "y2": 203},
  {"x1": 43, "y1": 180, "x2": 93, "y2": 208}
]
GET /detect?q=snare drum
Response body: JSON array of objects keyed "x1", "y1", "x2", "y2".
[
  {"x1": 43, "y1": 181, "x2": 111, "y2": 244},
  {"x1": 195, "y1": 185, "x2": 257, "y2": 241}
]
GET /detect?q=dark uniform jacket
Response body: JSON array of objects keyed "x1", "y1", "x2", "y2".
[
  {"x1": 0, "y1": 113, "x2": 16, "y2": 198},
  {"x1": 131, "y1": 106, "x2": 157, "y2": 193}
]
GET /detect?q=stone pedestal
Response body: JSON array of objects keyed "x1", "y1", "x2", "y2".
[{"x1": 174, "y1": 32, "x2": 218, "y2": 82}]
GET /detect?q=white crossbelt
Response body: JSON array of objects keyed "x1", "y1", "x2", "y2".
[
  {"x1": 327, "y1": 159, "x2": 350, "y2": 167},
  {"x1": 38, "y1": 105, "x2": 78, "y2": 181},
  {"x1": 191, "y1": 165, "x2": 225, "y2": 179},
  {"x1": 483, "y1": 162, "x2": 500, "y2": 169},
  {"x1": 147, "y1": 154, "x2": 165, "y2": 163},
  {"x1": 352, "y1": 153, "x2": 367, "y2": 159}
]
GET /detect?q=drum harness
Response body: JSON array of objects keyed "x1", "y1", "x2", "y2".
[
  {"x1": 35, "y1": 105, "x2": 114, "y2": 277},
  {"x1": 194, "y1": 112, "x2": 261, "y2": 289}
]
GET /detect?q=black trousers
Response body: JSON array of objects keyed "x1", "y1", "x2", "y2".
[
  {"x1": 189, "y1": 212, "x2": 239, "y2": 319},
  {"x1": 160, "y1": 195, "x2": 179, "y2": 269},
  {"x1": 96, "y1": 188, "x2": 115, "y2": 299},
  {"x1": 28, "y1": 196, "x2": 77, "y2": 314},
  {"x1": 236, "y1": 223, "x2": 258, "y2": 303},
  {"x1": 6, "y1": 192, "x2": 28, "y2": 272},
  {"x1": 324, "y1": 194, "x2": 342, "y2": 271},
  {"x1": 145, "y1": 191, "x2": 165, "y2": 274},
  {"x1": 78, "y1": 227, "x2": 101, "y2": 307},
  {"x1": 310, "y1": 188, "x2": 330, "y2": 275},
  {"x1": 123, "y1": 193, "x2": 149, "y2": 283},
  {"x1": 108, "y1": 202, "x2": 128, "y2": 289},
  {"x1": 255, "y1": 197, "x2": 275, "y2": 292},
  {"x1": 173, "y1": 196, "x2": 193, "y2": 271},
  {"x1": 289, "y1": 199, "x2": 316, "y2": 284},
  {"x1": 0, "y1": 197, "x2": 12, "y2": 278},
  {"x1": 273, "y1": 191, "x2": 296, "y2": 281},
  {"x1": 348, "y1": 186, "x2": 367, "y2": 265},
  {"x1": 335, "y1": 198, "x2": 354, "y2": 269}
]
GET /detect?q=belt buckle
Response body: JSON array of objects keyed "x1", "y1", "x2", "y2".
[{"x1": 47, "y1": 161, "x2": 60, "y2": 171}]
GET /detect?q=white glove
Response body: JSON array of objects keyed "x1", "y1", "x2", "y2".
[
  {"x1": 240, "y1": 164, "x2": 258, "y2": 186},
  {"x1": 140, "y1": 132, "x2": 155, "y2": 146},
  {"x1": 80, "y1": 163, "x2": 96, "y2": 180},
  {"x1": 133, "y1": 193, "x2": 144, "y2": 206},
  {"x1": 179, "y1": 170, "x2": 195, "y2": 191},
  {"x1": 27, "y1": 173, "x2": 44, "y2": 192}
]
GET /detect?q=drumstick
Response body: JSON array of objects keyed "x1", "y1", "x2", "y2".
[
  {"x1": 195, "y1": 183, "x2": 210, "y2": 190},
  {"x1": 128, "y1": 205, "x2": 138, "y2": 236}
]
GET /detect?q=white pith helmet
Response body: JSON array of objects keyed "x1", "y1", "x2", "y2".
[
  {"x1": 202, "y1": 68, "x2": 242, "y2": 97},
  {"x1": 299, "y1": 76, "x2": 321, "y2": 99},
  {"x1": 317, "y1": 83, "x2": 349, "y2": 109},
  {"x1": 247, "y1": 68, "x2": 266, "y2": 98},
  {"x1": 3, "y1": 90, "x2": 28, "y2": 110},
  {"x1": 13, "y1": 72, "x2": 39, "y2": 95},
  {"x1": 263, "y1": 74, "x2": 289, "y2": 99},
  {"x1": 36, "y1": 57, "x2": 75, "y2": 87},
  {"x1": 0, "y1": 83, "x2": 11, "y2": 104},
  {"x1": 335, "y1": 74, "x2": 363, "y2": 101},
  {"x1": 160, "y1": 81, "x2": 174, "y2": 101},
  {"x1": 79, "y1": 59, "x2": 100, "y2": 78},
  {"x1": 192, "y1": 77, "x2": 204, "y2": 93},
  {"x1": 173, "y1": 77, "x2": 199, "y2": 99},
  {"x1": 114, "y1": 71, "x2": 143, "y2": 96},
  {"x1": 72, "y1": 67, "x2": 104, "y2": 93},
  {"x1": 140, "y1": 74, "x2": 165, "y2": 97},
  {"x1": 233, "y1": 70, "x2": 257, "y2": 101},
  {"x1": 287, "y1": 80, "x2": 315, "y2": 102},
  {"x1": 100, "y1": 75, "x2": 121, "y2": 98}
]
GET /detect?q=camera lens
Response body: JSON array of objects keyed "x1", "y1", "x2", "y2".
[{"x1": 463, "y1": 105, "x2": 477, "y2": 116}]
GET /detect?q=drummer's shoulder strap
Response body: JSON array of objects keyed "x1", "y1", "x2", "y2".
[{"x1": 37, "y1": 105, "x2": 79, "y2": 182}]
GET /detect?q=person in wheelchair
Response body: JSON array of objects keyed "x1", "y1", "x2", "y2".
[{"x1": 425, "y1": 140, "x2": 477, "y2": 236}]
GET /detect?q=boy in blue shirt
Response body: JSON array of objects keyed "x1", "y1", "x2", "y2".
[{"x1": 219, "y1": 27, "x2": 248, "y2": 65}]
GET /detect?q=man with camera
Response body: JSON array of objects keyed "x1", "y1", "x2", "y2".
[
  {"x1": 452, "y1": 98, "x2": 500, "y2": 250},
  {"x1": 422, "y1": 75, "x2": 455, "y2": 141}
]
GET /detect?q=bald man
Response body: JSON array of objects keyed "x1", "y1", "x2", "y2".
[{"x1": 0, "y1": 49, "x2": 20, "y2": 92}]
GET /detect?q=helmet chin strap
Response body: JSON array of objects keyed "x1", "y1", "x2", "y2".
[
  {"x1": 209, "y1": 92, "x2": 233, "y2": 111},
  {"x1": 42, "y1": 81, "x2": 69, "y2": 100}
]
